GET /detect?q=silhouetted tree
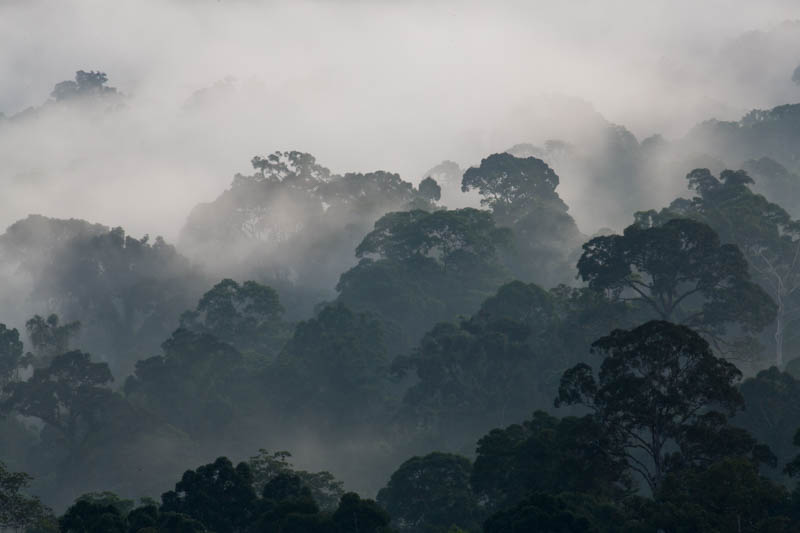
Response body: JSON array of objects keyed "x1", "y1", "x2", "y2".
[
  {"x1": 179, "y1": 278, "x2": 289, "y2": 358},
  {"x1": 556, "y1": 321, "x2": 752, "y2": 492},
  {"x1": 2, "y1": 350, "x2": 114, "y2": 455},
  {"x1": 462, "y1": 153, "x2": 584, "y2": 286},
  {"x1": 377, "y1": 452, "x2": 480, "y2": 533},
  {"x1": 161, "y1": 457, "x2": 257, "y2": 533},
  {"x1": 578, "y1": 218, "x2": 776, "y2": 353},
  {"x1": 0, "y1": 461, "x2": 51, "y2": 531}
]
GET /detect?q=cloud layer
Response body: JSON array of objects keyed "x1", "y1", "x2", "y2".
[{"x1": 1, "y1": 0, "x2": 799, "y2": 240}]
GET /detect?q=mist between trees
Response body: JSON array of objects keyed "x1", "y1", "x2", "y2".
[{"x1": 4, "y1": 35, "x2": 800, "y2": 532}]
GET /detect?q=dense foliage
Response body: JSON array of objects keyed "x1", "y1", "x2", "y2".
[{"x1": 7, "y1": 70, "x2": 800, "y2": 532}]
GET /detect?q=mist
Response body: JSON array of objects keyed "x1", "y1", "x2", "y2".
[
  {"x1": 5, "y1": 1, "x2": 800, "y2": 528},
  {"x1": 1, "y1": 0, "x2": 799, "y2": 240}
]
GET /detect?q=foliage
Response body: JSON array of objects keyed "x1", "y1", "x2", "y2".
[
  {"x1": 461, "y1": 153, "x2": 584, "y2": 287},
  {"x1": 331, "y1": 492, "x2": 393, "y2": 533},
  {"x1": 0, "y1": 461, "x2": 51, "y2": 530},
  {"x1": 2, "y1": 350, "x2": 114, "y2": 451},
  {"x1": 472, "y1": 411, "x2": 631, "y2": 513},
  {"x1": 650, "y1": 457, "x2": 792, "y2": 533},
  {"x1": 60, "y1": 498, "x2": 206, "y2": 533},
  {"x1": 636, "y1": 167, "x2": 800, "y2": 366},
  {"x1": 393, "y1": 281, "x2": 642, "y2": 445},
  {"x1": 578, "y1": 217, "x2": 776, "y2": 353},
  {"x1": 338, "y1": 208, "x2": 511, "y2": 351},
  {"x1": 461, "y1": 153, "x2": 564, "y2": 217},
  {"x1": 161, "y1": 457, "x2": 258, "y2": 533},
  {"x1": 50, "y1": 70, "x2": 120, "y2": 102},
  {"x1": 271, "y1": 303, "x2": 389, "y2": 428},
  {"x1": 124, "y1": 328, "x2": 243, "y2": 437},
  {"x1": 377, "y1": 452, "x2": 480, "y2": 533},
  {"x1": 179, "y1": 278, "x2": 289, "y2": 358},
  {"x1": 483, "y1": 492, "x2": 634, "y2": 533},
  {"x1": 394, "y1": 317, "x2": 540, "y2": 442},
  {"x1": 179, "y1": 151, "x2": 434, "y2": 317},
  {"x1": 687, "y1": 103, "x2": 800, "y2": 176},
  {"x1": 418, "y1": 177, "x2": 441, "y2": 203},
  {"x1": 59, "y1": 499, "x2": 128, "y2": 533},
  {"x1": 734, "y1": 367, "x2": 800, "y2": 473},
  {"x1": 556, "y1": 320, "x2": 754, "y2": 492},
  {"x1": 0, "y1": 217, "x2": 205, "y2": 377},
  {"x1": 248, "y1": 449, "x2": 345, "y2": 511},
  {"x1": 25, "y1": 313, "x2": 81, "y2": 365}
]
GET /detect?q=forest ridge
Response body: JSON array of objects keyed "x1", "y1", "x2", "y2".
[{"x1": 3, "y1": 52, "x2": 800, "y2": 533}]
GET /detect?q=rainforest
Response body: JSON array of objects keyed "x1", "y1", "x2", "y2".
[{"x1": 3, "y1": 2, "x2": 800, "y2": 532}]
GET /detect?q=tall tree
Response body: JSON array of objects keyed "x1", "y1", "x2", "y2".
[
  {"x1": 161, "y1": 457, "x2": 257, "y2": 533},
  {"x1": 578, "y1": 217, "x2": 776, "y2": 355},
  {"x1": 472, "y1": 411, "x2": 631, "y2": 513},
  {"x1": 462, "y1": 153, "x2": 584, "y2": 287},
  {"x1": 179, "y1": 278, "x2": 289, "y2": 358},
  {"x1": 637, "y1": 168, "x2": 800, "y2": 366},
  {"x1": 556, "y1": 321, "x2": 755, "y2": 492},
  {"x1": 461, "y1": 153, "x2": 564, "y2": 219},
  {"x1": 124, "y1": 328, "x2": 243, "y2": 437},
  {"x1": 272, "y1": 303, "x2": 388, "y2": 428},
  {"x1": 1, "y1": 350, "x2": 114, "y2": 454},
  {"x1": 338, "y1": 208, "x2": 511, "y2": 350},
  {"x1": 377, "y1": 452, "x2": 480, "y2": 533}
]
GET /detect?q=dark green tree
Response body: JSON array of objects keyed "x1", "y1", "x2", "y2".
[
  {"x1": 161, "y1": 457, "x2": 257, "y2": 533},
  {"x1": 255, "y1": 472, "x2": 325, "y2": 533},
  {"x1": 471, "y1": 411, "x2": 630, "y2": 514},
  {"x1": 393, "y1": 281, "x2": 634, "y2": 444},
  {"x1": 578, "y1": 218, "x2": 776, "y2": 352},
  {"x1": 556, "y1": 321, "x2": 752, "y2": 492},
  {"x1": 734, "y1": 367, "x2": 800, "y2": 471},
  {"x1": 461, "y1": 153, "x2": 584, "y2": 286},
  {"x1": 124, "y1": 328, "x2": 243, "y2": 437},
  {"x1": 59, "y1": 500, "x2": 126, "y2": 533},
  {"x1": 179, "y1": 278, "x2": 289, "y2": 358},
  {"x1": 272, "y1": 303, "x2": 388, "y2": 428},
  {"x1": 337, "y1": 208, "x2": 511, "y2": 351},
  {"x1": 395, "y1": 318, "x2": 540, "y2": 442},
  {"x1": 482, "y1": 492, "x2": 632, "y2": 533},
  {"x1": 461, "y1": 153, "x2": 563, "y2": 218},
  {"x1": 377, "y1": 452, "x2": 480, "y2": 533},
  {"x1": 636, "y1": 168, "x2": 800, "y2": 366},
  {"x1": 2, "y1": 350, "x2": 114, "y2": 454},
  {"x1": 418, "y1": 177, "x2": 441, "y2": 203},
  {"x1": 651, "y1": 457, "x2": 792, "y2": 533},
  {"x1": 331, "y1": 492, "x2": 393, "y2": 533}
]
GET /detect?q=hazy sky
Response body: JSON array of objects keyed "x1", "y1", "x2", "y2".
[{"x1": 1, "y1": 0, "x2": 799, "y2": 239}]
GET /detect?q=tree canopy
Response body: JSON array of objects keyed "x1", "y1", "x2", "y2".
[
  {"x1": 556, "y1": 320, "x2": 757, "y2": 492},
  {"x1": 578, "y1": 217, "x2": 776, "y2": 354}
]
